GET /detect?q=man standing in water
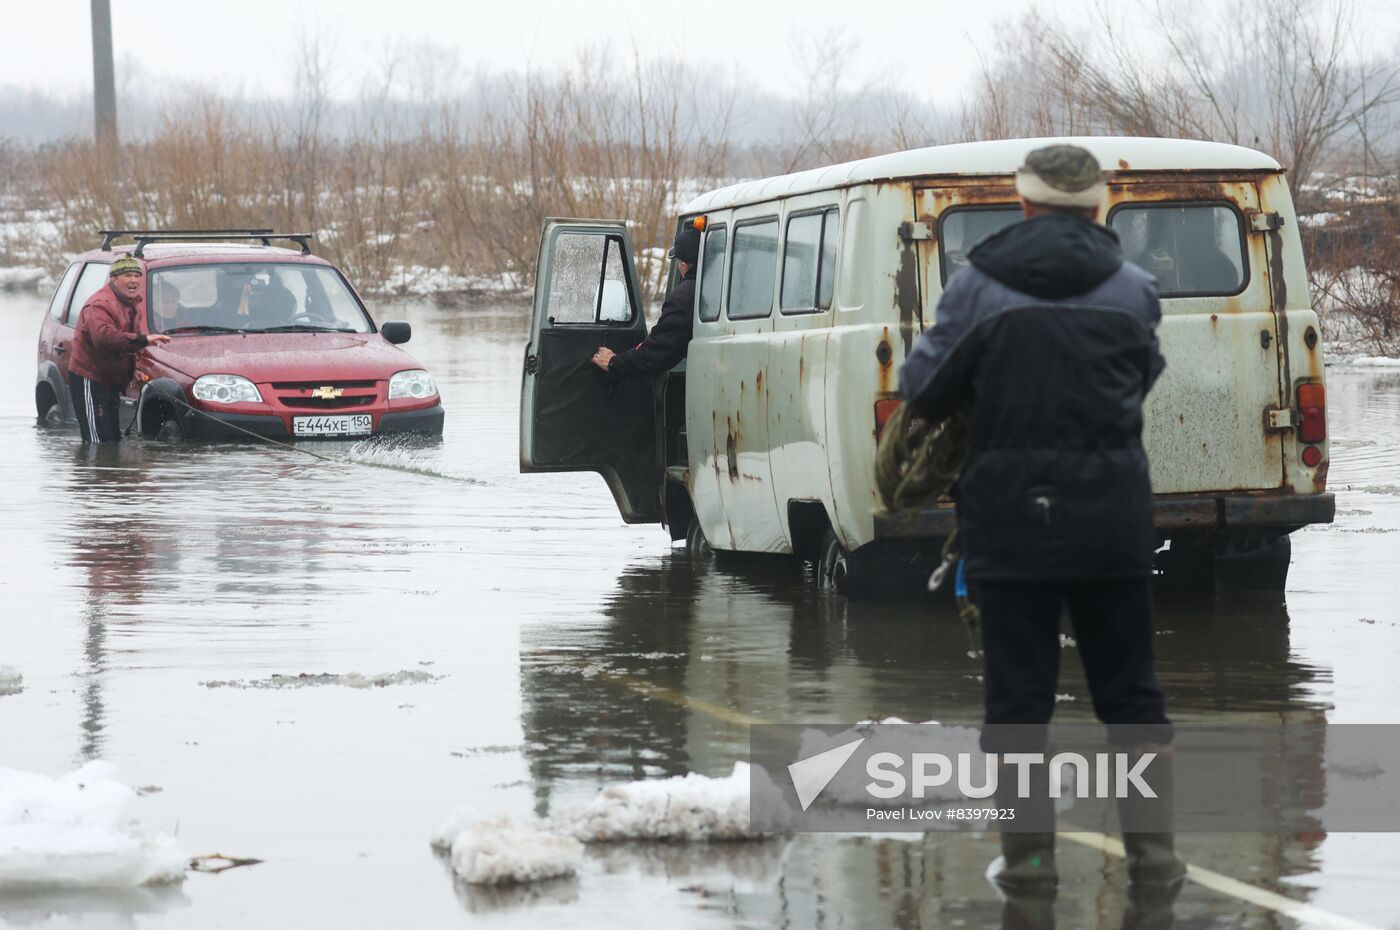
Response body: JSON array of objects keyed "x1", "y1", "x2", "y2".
[
  {"x1": 590, "y1": 222, "x2": 699, "y2": 378},
  {"x1": 68, "y1": 255, "x2": 171, "y2": 443},
  {"x1": 898, "y1": 145, "x2": 1183, "y2": 896}
]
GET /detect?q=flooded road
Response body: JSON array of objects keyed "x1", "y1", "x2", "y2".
[{"x1": 2, "y1": 290, "x2": 1398, "y2": 929}]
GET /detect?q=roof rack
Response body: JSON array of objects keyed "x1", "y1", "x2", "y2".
[
  {"x1": 100, "y1": 228, "x2": 272, "y2": 250},
  {"x1": 97, "y1": 229, "x2": 315, "y2": 257}
]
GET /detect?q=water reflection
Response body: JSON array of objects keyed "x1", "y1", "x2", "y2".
[
  {"x1": 64, "y1": 445, "x2": 166, "y2": 761},
  {"x1": 519, "y1": 554, "x2": 1335, "y2": 927}
]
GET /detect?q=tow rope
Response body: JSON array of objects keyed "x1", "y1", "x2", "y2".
[
  {"x1": 135, "y1": 388, "x2": 487, "y2": 486},
  {"x1": 874, "y1": 402, "x2": 981, "y2": 656},
  {"x1": 144, "y1": 387, "x2": 339, "y2": 460}
]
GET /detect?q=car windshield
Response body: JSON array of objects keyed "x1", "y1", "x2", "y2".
[{"x1": 147, "y1": 263, "x2": 373, "y2": 335}]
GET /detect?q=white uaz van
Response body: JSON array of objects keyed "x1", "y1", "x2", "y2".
[{"x1": 520, "y1": 137, "x2": 1333, "y2": 595}]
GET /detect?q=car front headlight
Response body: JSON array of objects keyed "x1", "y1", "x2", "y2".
[
  {"x1": 192, "y1": 374, "x2": 263, "y2": 404},
  {"x1": 389, "y1": 369, "x2": 437, "y2": 400}
]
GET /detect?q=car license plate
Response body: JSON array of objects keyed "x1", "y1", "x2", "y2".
[{"x1": 293, "y1": 414, "x2": 372, "y2": 437}]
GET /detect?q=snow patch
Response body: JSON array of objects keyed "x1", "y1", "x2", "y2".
[
  {"x1": 0, "y1": 666, "x2": 21, "y2": 697},
  {"x1": 0, "y1": 762, "x2": 186, "y2": 889},
  {"x1": 201, "y1": 669, "x2": 439, "y2": 689},
  {"x1": 555, "y1": 762, "x2": 780, "y2": 842},
  {"x1": 384, "y1": 264, "x2": 525, "y2": 297},
  {"x1": 0, "y1": 266, "x2": 46, "y2": 291},
  {"x1": 1345, "y1": 356, "x2": 1400, "y2": 368},
  {"x1": 430, "y1": 809, "x2": 581, "y2": 886},
  {"x1": 432, "y1": 764, "x2": 788, "y2": 887}
]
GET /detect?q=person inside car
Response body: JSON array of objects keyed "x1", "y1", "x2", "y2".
[
  {"x1": 68, "y1": 255, "x2": 172, "y2": 443},
  {"x1": 150, "y1": 278, "x2": 185, "y2": 332}
]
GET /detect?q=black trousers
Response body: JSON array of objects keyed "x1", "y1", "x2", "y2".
[
  {"x1": 975, "y1": 578, "x2": 1171, "y2": 751},
  {"x1": 69, "y1": 375, "x2": 122, "y2": 444}
]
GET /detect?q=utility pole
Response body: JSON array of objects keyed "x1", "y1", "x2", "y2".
[{"x1": 91, "y1": 0, "x2": 117, "y2": 147}]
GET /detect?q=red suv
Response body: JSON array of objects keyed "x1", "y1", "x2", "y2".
[{"x1": 36, "y1": 230, "x2": 444, "y2": 440}]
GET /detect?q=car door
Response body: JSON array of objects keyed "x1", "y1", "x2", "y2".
[
  {"x1": 520, "y1": 219, "x2": 661, "y2": 523},
  {"x1": 38, "y1": 263, "x2": 82, "y2": 375},
  {"x1": 54, "y1": 262, "x2": 114, "y2": 379}
]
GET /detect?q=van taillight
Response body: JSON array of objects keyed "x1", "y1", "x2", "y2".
[
  {"x1": 875, "y1": 398, "x2": 902, "y2": 440},
  {"x1": 1297, "y1": 382, "x2": 1326, "y2": 444}
]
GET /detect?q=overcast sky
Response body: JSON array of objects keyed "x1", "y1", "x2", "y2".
[
  {"x1": 6, "y1": 0, "x2": 1113, "y2": 105},
  {"x1": 7, "y1": 0, "x2": 1399, "y2": 108}
]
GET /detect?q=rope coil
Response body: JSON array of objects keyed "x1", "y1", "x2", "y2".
[{"x1": 875, "y1": 402, "x2": 980, "y2": 655}]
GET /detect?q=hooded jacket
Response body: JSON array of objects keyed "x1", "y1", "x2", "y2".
[
  {"x1": 68, "y1": 282, "x2": 150, "y2": 389},
  {"x1": 898, "y1": 213, "x2": 1166, "y2": 581}
]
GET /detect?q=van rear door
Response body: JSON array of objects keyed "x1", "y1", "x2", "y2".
[
  {"x1": 1106, "y1": 177, "x2": 1285, "y2": 493},
  {"x1": 520, "y1": 219, "x2": 662, "y2": 523}
]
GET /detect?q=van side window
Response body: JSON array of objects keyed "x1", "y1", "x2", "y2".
[
  {"x1": 1109, "y1": 203, "x2": 1247, "y2": 297},
  {"x1": 727, "y1": 217, "x2": 779, "y2": 320},
  {"x1": 697, "y1": 225, "x2": 727, "y2": 323},
  {"x1": 781, "y1": 207, "x2": 839, "y2": 314},
  {"x1": 938, "y1": 207, "x2": 1020, "y2": 284},
  {"x1": 546, "y1": 233, "x2": 634, "y2": 325},
  {"x1": 47, "y1": 264, "x2": 81, "y2": 321},
  {"x1": 68, "y1": 262, "x2": 113, "y2": 324}
]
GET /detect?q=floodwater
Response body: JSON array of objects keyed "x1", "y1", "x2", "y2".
[{"x1": 2, "y1": 289, "x2": 1399, "y2": 929}]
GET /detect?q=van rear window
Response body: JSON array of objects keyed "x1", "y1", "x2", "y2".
[
  {"x1": 938, "y1": 207, "x2": 1020, "y2": 283},
  {"x1": 728, "y1": 218, "x2": 779, "y2": 320},
  {"x1": 1109, "y1": 203, "x2": 1246, "y2": 297}
]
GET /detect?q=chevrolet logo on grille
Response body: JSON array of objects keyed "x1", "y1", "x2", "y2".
[{"x1": 311, "y1": 386, "x2": 343, "y2": 399}]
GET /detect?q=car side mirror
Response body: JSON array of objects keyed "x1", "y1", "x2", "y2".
[{"x1": 381, "y1": 321, "x2": 411, "y2": 344}]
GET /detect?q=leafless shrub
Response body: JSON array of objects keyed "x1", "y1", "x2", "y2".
[{"x1": 1306, "y1": 200, "x2": 1400, "y2": 355}]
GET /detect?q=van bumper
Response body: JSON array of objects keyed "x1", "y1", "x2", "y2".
[{"x1": 874, "y1": 492, "x2": 1336, "y2": 539}]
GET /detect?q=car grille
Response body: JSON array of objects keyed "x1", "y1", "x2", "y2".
[
  {"x1": 279, "y1": 395, "x2": 376, "y2": 410},
  {"x1": 272, "y1": 380, "x2": 381, "y2": 410}
]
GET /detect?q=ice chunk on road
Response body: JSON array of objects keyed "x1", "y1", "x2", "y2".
[
  {"x1": 431, "y1": 809, "x2": 581, "y2": 886},
  {"x1": 431, "y1": 763, "x2": 787, "y2": 886},
  {"x1": 555, "y1": 762, "x2": 783, "y2": 842},
  {"x1": 201, "y1": 669, "x2": 439, "y2": 689},
  {"x1": 0, "y1": 762, "x2": 186, "y2": 888},
  {"x1": 0, "y1": 666, "x2": 21, "y2": 696}
]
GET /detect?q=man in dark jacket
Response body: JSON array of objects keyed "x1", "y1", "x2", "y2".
[
  {"x1": 899, "y1": 145, "x2": 1182, "y2": 895},
  {"x1": 591, "y1": 223, "x2": 698, "y2": 378},
  {"x1": 68, "y1": 255, "x2": 171, "y2": 443}
]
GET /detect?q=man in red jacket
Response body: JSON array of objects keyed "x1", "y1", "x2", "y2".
[{"x1": 68, "y1": 255, "x2": 171, "y2": 443}]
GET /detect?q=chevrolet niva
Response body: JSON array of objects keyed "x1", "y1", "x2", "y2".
[{"x1": 36, "y1": 230, "x2": 444, "y2": 440}]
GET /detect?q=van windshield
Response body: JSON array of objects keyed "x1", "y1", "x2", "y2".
[{"x1": 148, "y1": 263, "x2": 374, "y2": 334}]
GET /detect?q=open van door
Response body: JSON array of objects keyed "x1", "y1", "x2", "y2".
[{"x1": 520, "y1": 219, "x2": 662, "y2": 523}]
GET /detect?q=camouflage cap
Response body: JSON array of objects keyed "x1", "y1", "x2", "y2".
[
  {"x1": 1015, "y1": 144, "x2": 1107, "y2": 209},
  {"x1": 108, "y1": 255, "x2": 144, "y2": 277}
]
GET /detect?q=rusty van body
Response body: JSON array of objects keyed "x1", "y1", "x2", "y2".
[{"x1": 521, "y1": 137, "x2": 1333, "y2": 595}]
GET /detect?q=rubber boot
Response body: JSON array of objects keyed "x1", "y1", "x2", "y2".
[
  {"x1": 1000, "y1": 887, "x2": 1057, "y2": 930},
  {"x1": 1121, "y1": 880, "x2": 1181, "y2": 930},
  {"x1": 987, "y1": 760, "x2": 1057, "y2": 892},
  {"x1": 1116, "y1": 744, "x2": 1186, "y2": 889}
]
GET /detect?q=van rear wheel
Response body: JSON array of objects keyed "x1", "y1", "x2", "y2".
[
  {"x1": 1214, "y1": 533, "x2": 1291, "y2": 591},
  {"x1": 685, "y1": 519, "x2": 712, "y2": 561},
  {"x1": 817, "y1": 529, "x2": 850, "y2": 595}
]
